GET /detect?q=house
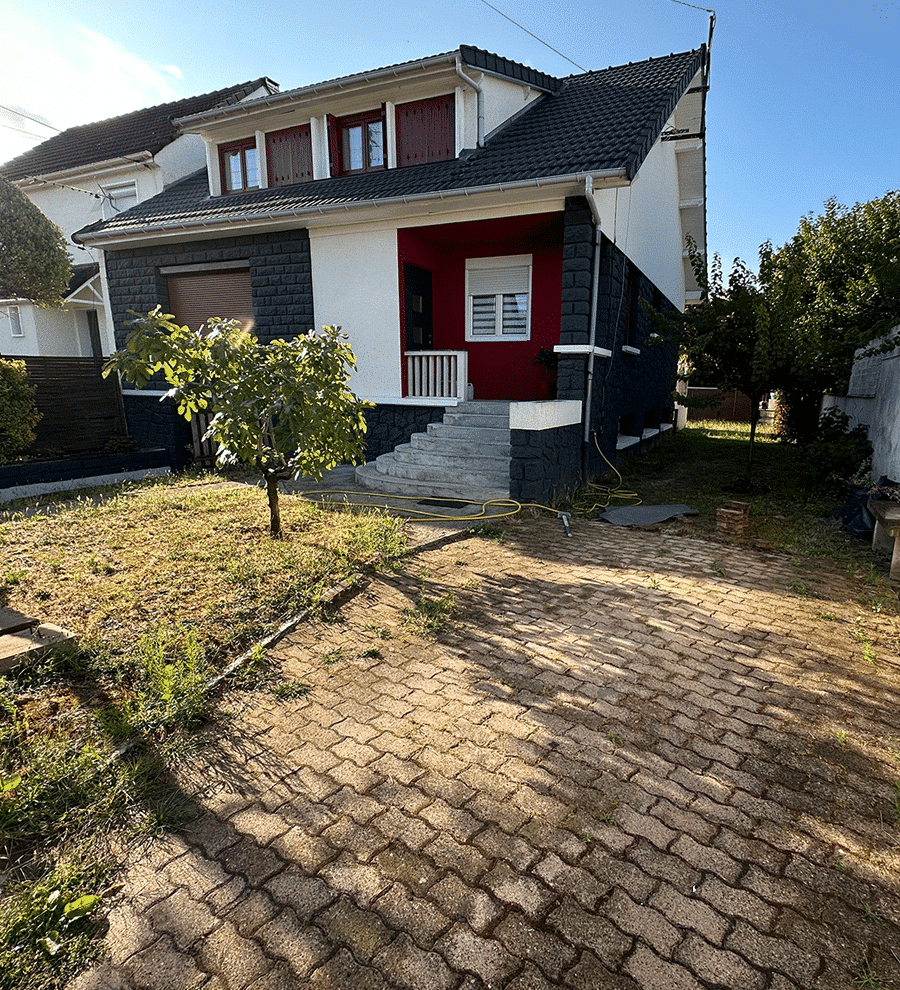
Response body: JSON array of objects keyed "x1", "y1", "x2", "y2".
[
  {"x1": 73, "y1": 44, "x2": 711, "y2": 501},
  {"x1": 0, "y1": 79, "x2": 278, "y2": 361}
]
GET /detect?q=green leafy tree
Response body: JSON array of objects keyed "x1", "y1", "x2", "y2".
[
  {"x1": 0, "y1": 359, "x2": 41, "y2": 463},
  {"x1": 0, "y1": 175, "x2": 72, "y2": 306},
  {"x1": 104, "y1": 309, "x2": 370, "y2": 536},
  {"x1": 764, "y1": 192, "x2": 900, "y2": 440},
  {"x1": 655, "y1": 238, "x2": 792, "y2": 486}
]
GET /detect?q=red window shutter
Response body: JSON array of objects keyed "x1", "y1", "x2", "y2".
[
  {"x1": 327, "y1": 114, "x2": 340, "y2": 176},
  {"x1": 396, "y1": 94, "x2": 455, "y2": 168},
  {"x1": 167, "y1": 269, "x2": 253, "y2": 333},
  {"x1": 265, "y1": 124, "x2": 313, "y2": 186}
]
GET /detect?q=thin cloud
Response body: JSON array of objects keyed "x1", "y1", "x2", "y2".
[{"x1": 0, "y1": 14, "x2": 182, "y2": 164}]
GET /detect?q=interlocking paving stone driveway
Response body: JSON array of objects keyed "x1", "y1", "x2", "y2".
[{"x1": 70, "y1": 519, "x2": 900, "y2": 989}]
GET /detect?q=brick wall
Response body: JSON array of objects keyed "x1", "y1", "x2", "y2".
[{"x1": 363, "y1": 404, "x2": 447, "y2": 462}]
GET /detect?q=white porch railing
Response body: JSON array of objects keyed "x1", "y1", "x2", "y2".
[{"x1": 405, "y1": 350, "x2": 468, "y2": 401}]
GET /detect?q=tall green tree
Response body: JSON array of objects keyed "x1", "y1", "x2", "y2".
[
  {"x1": 764, "y1": 192, "x2": 900, "y2": 439},
  {"x1": 0, "y1": 176, "x2": 72, "y2": 306},
  {"x1": 105, "y1": 309, "x2": 370, "y2": 537}
]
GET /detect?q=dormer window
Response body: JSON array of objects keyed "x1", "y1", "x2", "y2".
[
  {"x1": 330, "y1": 109, "x2": 386, "y2": 175},
  {"x1": 220, "y1": 138, "x2": 259, "y2": 193}
]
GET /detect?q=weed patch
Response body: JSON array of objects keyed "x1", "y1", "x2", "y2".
[{"x1": 0, "y1": 858, "x2": 111, "y2": 990}]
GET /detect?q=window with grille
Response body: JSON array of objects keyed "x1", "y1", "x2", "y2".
[{"x1": 465, "y1": 255, "x2": 532, "y2": 341}]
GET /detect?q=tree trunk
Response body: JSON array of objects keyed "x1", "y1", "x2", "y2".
[{"x1": 265, "y1": 472, "x2": 282, "y2": 538}]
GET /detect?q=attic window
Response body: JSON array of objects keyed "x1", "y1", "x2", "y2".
[
  {"x1": 330, "y1": 109, "x2": 385, "y2": 175},
  {"x1": 219, "y1": 138, "x2": 259, "y2": 193},
  {"x1": 465, "y1": 255, "x2": 532, "y2": 341},
  {"x1": 101, "y1": 181, "x2": 137, "y2": 219},
  {"x1": 7, "y1": 306, "x2": 23, "y2": 338}
]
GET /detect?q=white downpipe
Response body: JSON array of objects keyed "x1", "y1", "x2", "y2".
[
  {"x1": 455, "y1": 57, "x2": 484, "y2": 147},
  {"x1": 583, "y1": 175, "x2": 604, "y2": 446}
]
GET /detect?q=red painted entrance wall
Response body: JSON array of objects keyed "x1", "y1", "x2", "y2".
[{"x1": 397, "y1": 213, "x2": 563, "y2": 401}]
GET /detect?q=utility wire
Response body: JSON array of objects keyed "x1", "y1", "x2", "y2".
[
  {"x1": 0, "y1": 121, "x2": 54, "y2": 141},
  {"x1": 0, "y1": 104, "x2": 61, "y2": 133},
  {"x1": 478, "y1": 0, "x2": 587, "y2": 72},
  {"x1": 669, "y1": 0, "x2": 716, "y2": 12}
]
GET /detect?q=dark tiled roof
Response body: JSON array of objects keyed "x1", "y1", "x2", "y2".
[
  {"x1": 176, "y1": 46, "x2": 560, "y2": 127},
  {"x1": 0, "y1": 79, "x2": 278, "y2": 181},
  {"x1": 67, "y1": 263, "x2": 100, "y2": 295},
  {"x1": 459, "y1": 46, "x2": 561, "y2": 93},
  {"x1": 76, "y1": 48, "x2": 704, "y2": 244}
]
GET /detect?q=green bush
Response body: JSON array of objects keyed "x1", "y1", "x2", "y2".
[
  {"x1": 0, "y1": 359, "x2": 41, "y2": 463},
  {"x1": 805, "y1": 407, "x2": 872, "y2": 485}
]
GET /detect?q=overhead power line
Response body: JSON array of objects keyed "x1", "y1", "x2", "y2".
[
  {"x1": 669, "y1": 0, "x2": 716, "y2": 12},
  {"x1": 0, "y1": 103, "x2": 62, "y2": 133},
  {"x1": 478, "y1": 0, "x2": 587, "y2": 72}
]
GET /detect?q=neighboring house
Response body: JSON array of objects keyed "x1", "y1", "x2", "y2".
[
  {"x1": 822, "y1": 331, "x2": 900, "y2": 482},
  {"x1": 74, "y1": 44, "x2": 711, "y2": 501},
  {"x1": 0, "y1": 79, "x2": 278, "y2": 360}
]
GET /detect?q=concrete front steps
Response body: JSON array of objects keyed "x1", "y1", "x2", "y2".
[{"x1": 356, "y1": 401, "x2": 512, "y2": 502}]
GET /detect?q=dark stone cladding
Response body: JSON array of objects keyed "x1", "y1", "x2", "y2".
[
  {"x1": 555, "y1": 196, "x2": 679, "y2": 479},
  {"x1": 0, "y1": 448, "x2": 170, "y2": 489},
  {"x1": 104, "y1": 229, "x2": 313, "y2": 463},
  {"x1": 122, "y1": 393, "x2": 194, "y2": 469},
  {"x1": 104, "y1": 228, "x2": 313, "y2": 348},
  {"x1": 510, "y1": 423, "x2": 581, "y2": 502},
  {"x1": 362, "y1": 404, "x2": 447, "y2": 462}
]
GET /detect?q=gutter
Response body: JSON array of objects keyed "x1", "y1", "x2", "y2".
[
  {"x1": 11, "y1": 152, "x2": 155, "y2": 187},
  {"x1": 74, "y1": 168, "x2": 629, "y2": 246},
  {"x1": 455, "y1": 57, "x2": 484, "y2": 147},
  {"x1": 176, "y1": 54, "x2": 464, "y2": 130}
]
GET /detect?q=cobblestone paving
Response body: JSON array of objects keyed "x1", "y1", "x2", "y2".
[{"x1": 71, "y1": 519, "x2": 900, "y2": 989}]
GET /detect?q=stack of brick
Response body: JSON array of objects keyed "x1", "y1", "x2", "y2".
[{"x1": 716, "y1": 500, "x2": 750, "y2": 537}]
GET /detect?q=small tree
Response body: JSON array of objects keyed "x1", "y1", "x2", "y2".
[
  {"x1": 654, "y1": 239, "x2": 793, "y2": 487},
  {"x1": 104, "y1": 309, "x2": 370, "y2": 537},
  {"x1": 0, "y1": 175, "x2": 72, "y2": 306},
  {"x1": 0, "y1": 359, "x2": 41, "y2": 463}
]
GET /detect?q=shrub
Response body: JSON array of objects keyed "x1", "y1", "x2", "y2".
[
  {"x1": 805, "y1": 407, "x2": 872, "y2": 485},
  {"x1": 0, "y1": 358, "x2": 41, "y2": 462}
]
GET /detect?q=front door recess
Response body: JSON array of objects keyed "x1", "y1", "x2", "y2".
[{"x1": 404, "y1": 264, "x2": 433, "y2": 350}]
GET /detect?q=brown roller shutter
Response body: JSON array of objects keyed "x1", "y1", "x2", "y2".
[
  {"x1": 166, "y1": 269, "x2": 254, "y2": 333},
  {"x1": 396, "y1": 94, "x2": 455, "y2": 167},
  {"x1": 266, "y1": 124, "x2": 313, "y2": 186}
]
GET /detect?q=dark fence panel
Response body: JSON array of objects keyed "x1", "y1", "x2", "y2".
[
  {"x1": 21, "y1": 357, "x2": 128, "y2": 454},
  {"x1": 686, "y1": 387, "x2": 754, "y2": 422}
]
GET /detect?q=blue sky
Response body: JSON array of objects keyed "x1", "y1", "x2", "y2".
[{"x1": 1, "y1": 0, "x2": 897, "y2": 271}]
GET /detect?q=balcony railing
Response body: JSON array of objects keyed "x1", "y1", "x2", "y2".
[{"x1": 405, "y1": 350, "x2": 468, "y2": 401}]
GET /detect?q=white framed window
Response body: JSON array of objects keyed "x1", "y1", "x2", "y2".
[
  {"x1": 101, "y1": 181, "x2": 138, "y2": 218},
  {"x1": 7, "y1": 306, "x2": 23, "y2": 337},
  {"x1": 465, "y1": 254, "x2": 532, "y2": 341}
]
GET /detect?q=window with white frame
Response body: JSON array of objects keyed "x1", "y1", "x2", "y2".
[
  {"x1": 101, "y1": 181, "x2": 138, "y2": 219},
  {"x1": 7, "y1": 306, "x2": 23, "y2": 337},
  {"x1": 465, "y1": 255, "x2": 532, "y2": 341}
]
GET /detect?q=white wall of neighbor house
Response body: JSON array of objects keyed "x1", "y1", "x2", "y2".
[
  {"x1": 309, "y1": 225, "x2": 402, "y2": 399},
  {"x1": 1, "y1": 303, "x2": 80, "y2": 357},
  {"x1": 592, "y1": 137, "x2": 686, "y2": 310}
]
